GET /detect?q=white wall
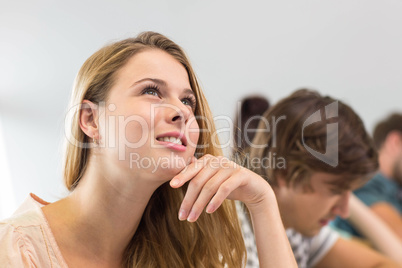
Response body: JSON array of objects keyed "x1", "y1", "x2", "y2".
[
  {"x1": 1, "y1": 0, "x2": 401, "y2": 217},
  {"x1": 0, "y1": 114, "x2": 16, "y2": 218}
]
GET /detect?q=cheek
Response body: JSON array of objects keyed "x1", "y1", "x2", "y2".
[
  {"x1": 186, "y1": 117, "x2": 200, "y2": 148},
  {"x1": 302, "y1": 193, "x2": 335, "y2": 215},
  {"x1": 318, "y1": 196, "x2": 340, "y2": 214},
  {"x1": 123, "y1": 115, "x2": 151, "y2": 144},
  {"x1": 104, "y1": 108, "x2": 152, "y2": 149}
]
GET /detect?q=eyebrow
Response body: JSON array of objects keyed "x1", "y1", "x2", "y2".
[
  {"x1": 132, "y1": 78, "x2": 195, "y2": 97},
  {"x1": 183, "y1": 88, "x2": 195, "y2": 97},
  {"x1": 324, "y1": 179, "x2": 351, "y2": 190},
  {"x1": 132, "y1": 78, "x2": 167, "y2": 87}
]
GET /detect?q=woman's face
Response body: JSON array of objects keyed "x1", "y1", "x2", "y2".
[{"x1": 98, "y1": 49, "x2": 200, "y2": 182}]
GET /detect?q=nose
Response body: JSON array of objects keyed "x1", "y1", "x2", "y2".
[
  {"x1": 332, "y1": 191, "x2": 350, "y2": 219},
  {"x1": 166, "y1": 99, "x2": 191, "y2": 125}
]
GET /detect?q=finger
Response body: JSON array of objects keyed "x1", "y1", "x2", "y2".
[
  {"x1": 206, "y1": 171, "x2": 244, "y2": 214},
  {"x1": 178, "y1": 159, "x2": 220, "y2": 220},
  {"x1": 186, "y1": 167, "x2": 233, "y2": 222},
  {"x1": 170, "y1": 154, "x2": 213, "y2": 188}
]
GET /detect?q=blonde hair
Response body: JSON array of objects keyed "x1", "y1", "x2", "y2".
[{"x1": 63, "y1": 31, "x2": 246, "y2": 267}]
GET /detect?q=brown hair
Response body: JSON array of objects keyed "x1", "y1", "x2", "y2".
[
  {"x1": 247, "y1": 89, "x2": 378, "y2": 189},
  {"x1": 373, "y1": 113, "x2": 402, "y2": 150},
  {"x1": 233, "y1": 95, "x2": 270, "y2": 151},
  {"x1": 64, "y1": 31, "x2": 245, "y2": 267}
]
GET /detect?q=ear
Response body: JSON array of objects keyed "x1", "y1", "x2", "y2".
[
  {"x1": 384, "y1": 131, "x2": 402, "y2": 154},
  {"x1": 79, "y1": 100, "x2": 99, "y2": 141},
  {"x1": 276, "y1": 175, "x2": 288, "y2": 189}
]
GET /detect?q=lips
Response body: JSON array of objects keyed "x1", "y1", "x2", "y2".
[
  {"x1": 156, "y1": 132, "x2": 187, "y2": 146},
  {"x1": 319, "y1": 219, "x2": 329, "y2": 226},
  {"x1": 157, "y1": 136, "x2": 183, "y2": 145},
  {"x1": 319, "y1": 217, "x2": 335, "y2": 226}
]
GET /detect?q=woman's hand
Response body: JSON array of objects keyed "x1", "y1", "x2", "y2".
[
  {"x1": 170, "y1": 154, "x2": 297, "y2": 267},
  {"x1": 169, "y1": 154, "x2": 272, "y2": 222}
]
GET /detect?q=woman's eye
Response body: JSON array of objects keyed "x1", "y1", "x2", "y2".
[
  {"x1": 181, "y1": 99, "x2": 191, "y2": 106},
  {"x1": 143, "y1": 88, "x2": 160, "y2": 97},
  {"x1": 330, "y1": 188, "x2": 343, "y2": 195},
  {"x1": 181, "y1": 98, "x2": 196, "y2": 111},
  {"x1": 145, "y1": 90, "x2": 157, "y2": 96}
]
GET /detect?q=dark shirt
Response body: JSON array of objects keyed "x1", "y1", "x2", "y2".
[{"x1": 332, "y1": 173, "x2": 402, "y2": 237}]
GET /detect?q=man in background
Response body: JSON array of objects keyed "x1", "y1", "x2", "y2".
[{"x1": 239, "y1": 89, "x2": 400, "y2": 267}]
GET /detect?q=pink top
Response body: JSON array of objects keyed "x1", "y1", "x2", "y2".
[{"x1": 0, "y1": 194, "x2": 68, "y2": 267}]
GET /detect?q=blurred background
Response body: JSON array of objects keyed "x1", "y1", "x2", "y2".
[{"x1": 1, "y1": 0, "x2": 401, "y2": 218}]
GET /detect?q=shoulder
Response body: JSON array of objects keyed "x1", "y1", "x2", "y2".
[
  {"x1": 286, "y1": 227, "x2": 337, "y2": 252},
  {"x1": 1, "y1": 194, "x2": 48, "y2": 232},
  {"x1": 285, "y1": 228, "x2": 339, "y2": 267},
  {"x1": 0, "y1": 195, "x2": 59, "y2": 267},
  {"x1": 0, "y1": 209, "x2": 45, "y2": 267}
]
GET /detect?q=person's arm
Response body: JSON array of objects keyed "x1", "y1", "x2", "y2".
[
  {"x1": 348, "y1": 194, "x2": 402, "y2": 263},
  {"x1": 245, "y1": 188, "x2": 296, "y2": 267},
  {"x1": 170, "y1": 155, "x2": 297, "y2": 268},
  {"x1": 370, "y1": 202, "x2": 402, "y2": 240},
  {"x1": 314, "y1": 237, "x2": 401, "y2": 268}
]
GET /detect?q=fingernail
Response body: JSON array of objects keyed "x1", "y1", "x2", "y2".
[
  {"x1": 206, "y1": 203, "x2": 215, "y2": 213},
  {"x1": 187, "y1": 211, "x2": 197, "y2": 222},
  {"x1": 170, "y1": 178, "x2": 179, "y2": 187},
  {"x1": 178, "y1": 209, "x2": 186, "y2": 221}
]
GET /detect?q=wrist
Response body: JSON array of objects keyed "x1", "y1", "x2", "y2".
[{"x1": 245, "y1": 187, "x2": 278, "y2": 216}]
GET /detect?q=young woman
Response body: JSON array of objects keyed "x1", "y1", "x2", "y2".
[{"x1": 0, "y1": 32, "x2": 296, "y2": 267}]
